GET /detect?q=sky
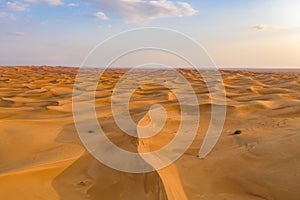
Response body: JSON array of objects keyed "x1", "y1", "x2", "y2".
[{"x1": 0, "y1": 0, "x2": 299, "y2": 68}]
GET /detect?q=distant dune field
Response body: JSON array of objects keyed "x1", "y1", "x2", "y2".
[{"x1": 0, "y1": 66, "x2": 300, "y2": 200}]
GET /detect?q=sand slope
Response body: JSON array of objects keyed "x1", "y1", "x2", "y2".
[{"x1": 0, "y1": 66, "x2": 300, "y2": 199}]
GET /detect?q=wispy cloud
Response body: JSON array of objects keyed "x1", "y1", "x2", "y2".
[
  {"x1": 24, "y1": 0, "x2": 78, "y2": 7},
  {"x1": 250, "y1": 24, "x2": 284, "y2": 31},
  {"x1": 66, "y1": 3, "x2": 78, "y2": 7},
  {"x1": 6, "y1": 31, "x2": 25, "y2": 36},
  {"x1": 7, "y1": 1, "x2": 29, "y2": 11},
  {"x1": 97, "y1": 24, "x2": 112, "y2": 29},
  {"x1": 86, "y1": 0, "x2": 198, "y2": 24},
  {"x1": 0, "y1": 11, "x2": 8, "y2": 18},
  {"x1": 40, "y1": 20, "x2": 47, "y2": 25},
  {"x1": 24, "y1": 0, "x2": 64, "y2": 6},
  {"x1": 0, "y1": 11, "x2": 15, "y2": 20},
  {"x1": 94, "y1": 11, "x2": 109, "y2": 20}
]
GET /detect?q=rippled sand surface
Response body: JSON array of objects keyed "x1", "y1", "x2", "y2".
[{"x1": 0, "y1": 66, "x2": 300, "y2": 200}]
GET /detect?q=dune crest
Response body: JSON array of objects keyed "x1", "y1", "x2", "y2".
[
  {"x1": 137, "y1": 106, "x2": 188, "y2": 200},
  {"x1": 1, "y1": 67, "x2": 300, "y2": 199}
]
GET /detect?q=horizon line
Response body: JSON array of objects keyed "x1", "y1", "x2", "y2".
[{"x1": 1, "y1": 65, "x2": 300, "y2": 69}]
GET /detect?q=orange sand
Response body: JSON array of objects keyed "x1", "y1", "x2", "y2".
[{"x1": 0, "y1": 66, "x2": 300, "y2": 199}]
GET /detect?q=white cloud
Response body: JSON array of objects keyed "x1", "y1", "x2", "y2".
[
  {"x1": 86, "y1": 0, "x2": 198, "y2": 24},
  {"x1": 94, "y1": 11, "x2": 109, "y2": 20},
  {"x1": 176, "y1": 2, "x2": 196, "y2": 16},
  {"x1": 66, "y1": 3, "x2": 78, "y2": 7},
  {"x1": 7, "y1": 1, "x2": 28, "y2": 11},
  {"x1": 25, "y1": 0, "x2": 64, "y2": 6}
]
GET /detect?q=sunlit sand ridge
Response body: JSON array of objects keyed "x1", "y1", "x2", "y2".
[{"x1": 0, "y1": 66, "x2": 300, "y2": 199}]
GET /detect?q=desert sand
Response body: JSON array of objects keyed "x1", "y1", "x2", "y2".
[{"x1": 0, "y1": 66, "x2": 300, "y2": 200}]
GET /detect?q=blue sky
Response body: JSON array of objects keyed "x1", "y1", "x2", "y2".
[{"x1": 0, "y1": 0, "x2": 299, "y2": 67}]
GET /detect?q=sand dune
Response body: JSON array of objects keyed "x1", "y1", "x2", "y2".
[{"x1": 0, "y1": 66, "x2": 300, "y2": 199}]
